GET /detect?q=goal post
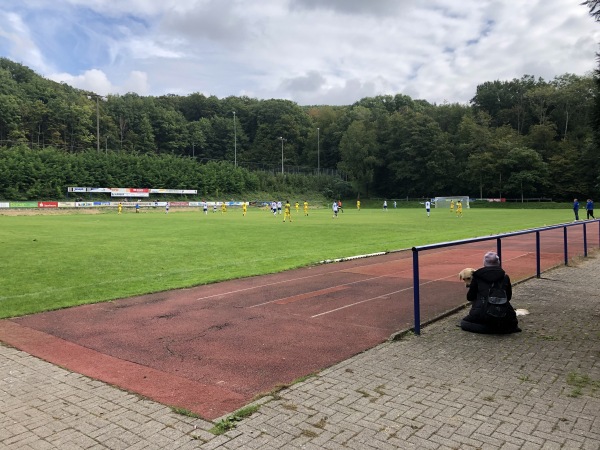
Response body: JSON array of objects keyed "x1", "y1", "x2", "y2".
[{"x1": 433, "y1": 196, "x2": 470, "y2": 209}]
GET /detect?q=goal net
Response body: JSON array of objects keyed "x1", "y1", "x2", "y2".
[{"x1": 433, "y1": 196, "x2": 470, "y2": 209}]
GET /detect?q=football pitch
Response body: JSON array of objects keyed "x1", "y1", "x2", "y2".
[{"x1": 0, "y1": 206, "x2": 572, "y2": 318}]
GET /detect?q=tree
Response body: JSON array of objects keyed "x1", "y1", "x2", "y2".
[
  {"x1": 525, "y1": 83, "x2": 555, "y2": 126},
  {"x1": 150, "y1": 106, "x2": 188, "y2": 154},
  {"x1": 551, "y1": 74, "x2": 595, "y2": 140},
  {"x1": 499, "y1": 146, "x2": 549, "y2": 200},
  {"x1": 338, "y1": 120, "x2": 378, "y2": 197},
  {"x1": 525, "y1": 123, "x2": 558, "y2": 160},
  {"x1": 0, "y1": 94, "x2": 23, "y2": 142},
  {"x1": 187, "y1": 121, "x2": 206, "y2": 158},
  {"x1": 583, "y1": 0, "x2": 600, "y2": 20}
]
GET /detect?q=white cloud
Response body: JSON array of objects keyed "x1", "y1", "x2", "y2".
[
  {"x1": 0, "y1": 11, "x2": 51, "y2": 73},
  {"x1": 1, "y1": 0, "x2": 598, "y2": 105},
  {"x1": 122, "y1": 71, "x2": 150, "y2": 95},
  {"x1": 47, "y1": 69, "x2": 150, "y2": 96}
]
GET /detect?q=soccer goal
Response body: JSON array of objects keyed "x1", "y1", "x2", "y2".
[{"x1": 433, "y1": 196, "x2": 470, "y2": 208}]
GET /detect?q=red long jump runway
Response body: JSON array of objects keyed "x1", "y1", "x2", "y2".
[{"x1": 0, "y1": 230, "x2": 589, "y2": 420}]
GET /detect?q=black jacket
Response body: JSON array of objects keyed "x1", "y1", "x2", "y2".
[
  {"x1": 467, "y1": 266, "x2": 512, "y2": 303},
  {"x1": 463, "y1": 266, "x2": 518, "y2": 330}
]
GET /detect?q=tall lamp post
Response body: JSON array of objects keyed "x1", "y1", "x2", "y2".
[
  {"x1": 279, "y1": 136, "x2": 286, "y2": 174},
  {"x1": 317, "y1": 127, "x2": 320, "y2": 174},
  {"x1": 95, "y1": 96, "x2": 99, "y2": 153},
  {"x1": 88, "y1": 93, "x2": 102, "y2": 153},
  {"x1": 233, "y1": 111, "x2": 237, "y2": 167}
]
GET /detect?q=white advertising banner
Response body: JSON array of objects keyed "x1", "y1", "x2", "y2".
[
  {"x1": 69, "y1": 186, "x2": 196, "y2": 195},
  {"x1": 150, "y1": 189, "x2": 197, "y2": 194},
  {"x1": 111, "y1": 192, "x2": 150, "y2": 197}
]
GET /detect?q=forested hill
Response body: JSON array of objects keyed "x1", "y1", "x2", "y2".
[{"x1": 0, "y1": 57, "x2": 598, "y2": 201}]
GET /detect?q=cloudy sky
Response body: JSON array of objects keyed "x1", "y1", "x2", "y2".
[{"x1": 1, "y1": 0, "x2": 599, "y2": 105}]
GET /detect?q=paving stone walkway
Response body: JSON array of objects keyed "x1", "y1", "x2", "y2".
[{"x1": 1, "y1": 255, "x2": 599, "y2": 449}]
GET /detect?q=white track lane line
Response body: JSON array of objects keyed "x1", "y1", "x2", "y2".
[
  {"x1": 194, "y1": 260, "x2": 413, "y2": 304},
  {"x1": 310, "y1": 252, "x2": 530, "y2": 318},
  {"x1": 249, "y1": 274, "x2": 393, "y2": 308},
  {"x1": 310, "y1": 272, "x2": 454, "y2": 318}
]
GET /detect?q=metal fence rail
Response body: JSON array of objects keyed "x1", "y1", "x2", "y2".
[{"x1": 411, "y1": 219, "x2": 600, "y2": 335}]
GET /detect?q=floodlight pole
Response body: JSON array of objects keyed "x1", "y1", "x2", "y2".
[
  {"x1": 317, "y1": 127, "x2": 320, "y2": 174},
  {"x1": 96, "y1": 96, "x2": 100, "y2": 153},
  {"x1": 279, "y1": 136, "x2": 286, "y2": 174},
  {"x1": 88, "y1": 93, "x2": 102, "y2": 153},
  {"x1": 233, "y1": 111, "x2": 237, "y2": 167}
]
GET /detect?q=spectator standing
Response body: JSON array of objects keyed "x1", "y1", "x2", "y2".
[{"x1": 586, "y1": 199, "x2": 595, "y2": 219}]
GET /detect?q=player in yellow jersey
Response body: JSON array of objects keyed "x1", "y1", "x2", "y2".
[
  {"x1": 357, "y1": 199, "x2": 361, "y2": 211},
  {"x1": 450, "y1": 200, "x2": 454, "y2": 214},
  {"x1": 295, "y1": 201, "x2": 299, "y2": 214},
  {"x1": 303, "y1": 200, "x2": 309, "y2": 216},
  {"x1": 456, "y1": 200, "x2": 463, "y2": 217},
  {"x1": 221, "y1": 201, "x2": 227, "y2": 214},
  {"x1": 118, "y1": 202, "x2": 122, "y2": 214},
  {"x1": 242, "y1": 201, "x2": 247, "y2": 216},
  {"x1": 283, "y1": 200, "x2": 292, "y2": 222}
]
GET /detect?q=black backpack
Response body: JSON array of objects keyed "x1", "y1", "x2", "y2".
[{"x1": 482, "y1": 278, "x2": 509, "y2": 319}]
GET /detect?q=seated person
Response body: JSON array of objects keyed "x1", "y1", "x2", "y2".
[{"x1": 460, "y1": 251, "x2": 521, "y2": 334}]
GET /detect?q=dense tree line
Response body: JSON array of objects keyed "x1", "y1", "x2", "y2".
[
  {"x1": 0, "y1": 57, "x2": 598, "y2": 201},
  {"x1": 0, "y1": 146, "x2": 352, "y2": 201}
]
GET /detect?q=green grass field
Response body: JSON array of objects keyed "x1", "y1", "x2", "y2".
[{"x1": 0, "y1": 206, "x2": 574, "y2": 318}]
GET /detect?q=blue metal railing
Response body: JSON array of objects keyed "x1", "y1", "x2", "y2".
[{"x1": 411, "y1": 220, "x2": 600, "y2": 335}]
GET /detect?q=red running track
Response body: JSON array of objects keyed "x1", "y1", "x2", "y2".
[{"x1": 0, "y1": 228, "x2": 594, "y2": 419}]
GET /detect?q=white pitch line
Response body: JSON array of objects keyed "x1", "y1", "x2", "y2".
[
  {"x1": 310, "y1": 287, "x2": 413, "y2": 318},
  {"x1": 248, "y1": 274, "x2": 391, "y2": 308},
  {"x1": 194, "y1": 271, "x2": 328, "y2": 302},
  {"x1": 310, "y1": 251, "x2": 532, "y2": 318},
  {"x1": 310, "y1": 272, "x2": 455, "y2": 318},
  {"x1": 194, "y1": 250, "x2": 530, "y2": 311},
  {"x1": 194, "y1": 262, "x2": 411, "y2": 304}
]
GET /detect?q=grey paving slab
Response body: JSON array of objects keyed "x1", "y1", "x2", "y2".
[{"x1": 1, "y1": 255, "x2": 599, "y2": 449}]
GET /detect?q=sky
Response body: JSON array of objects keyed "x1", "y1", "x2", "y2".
[{"x1": 1, "y1": 0, "x2": 599, "y2": 106}]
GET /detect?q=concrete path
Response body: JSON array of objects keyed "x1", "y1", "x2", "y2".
[{"x1": 1, "y1": 255, "x2": 599, "y2": 449}]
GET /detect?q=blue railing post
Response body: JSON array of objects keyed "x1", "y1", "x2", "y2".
[
  {"x1": 535, "y1": 231, "x2": 541, "y2": 278},
  {"x1": 496, "y1": 238, "x2": 502, "y2": 266},
  {"x1": 563, "y1": 226, "x2": 568, "y2": 265},
  {"x1": 412, "y1": 248, "x2": 421, "y2": 335},
  {"x1": 583, "y1": 222, "x2": 588, "y2": 257}
]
